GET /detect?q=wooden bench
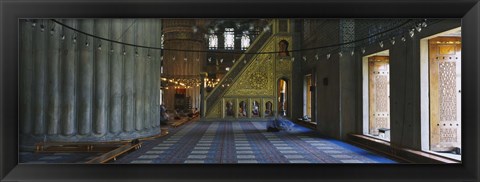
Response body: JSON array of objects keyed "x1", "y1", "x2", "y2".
[
  {"x1": 35, "y1": 142, "x2": 121, "y2": 153},
  {"x1": 85, "y1": 142, "x2": 142, "y2": 164}
]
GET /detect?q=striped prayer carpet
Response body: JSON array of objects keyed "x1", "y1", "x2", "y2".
[{"x1": 113, "y1": 120, "x2": 397, "y2": 164}]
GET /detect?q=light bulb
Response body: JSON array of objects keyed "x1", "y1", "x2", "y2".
[
  {"x1": 379, "y1": 41, "x2": 384, "y2": 48},
  {"x1": 351, "y1": 51, "x2": 355, "y2": 56},
  {"x1": 232, "y1": 59, "x2": 235, "y2": 63},
  {"x1": 123, "y1": 51, "x2": 127, "y2": 56},
  {"x1": 315, "y1": 54, "x2": 319, "y2": 60},
  {"x1": 327, "y1": 54, "x2": 331, "y2": 60},
  {"x1": 291, "y1": 57, "x2": 295, "y2": 62},
  {"x1": 61, "y1": 35, "x2": 65, "y2": 40},
  {"x1": 40, "y1": 24, "x2": 45, "y2": 32},
  {"x1": 85, "y1": 42, "x2": 89, "y2": 47},
  {"x1": 302, "y1": 56, "x2": 307, "y2": 61},
  {"x1": 338, "y1": 52, "x2": 343, "y2": 57},
  {"x1": 390, "y1": 37, "x2": 396, "y2": 45},
  {"x1": 409, "y1": 29, "x2": 415, "y2": 37},
  {"x1": 416, "y1": 24, "x2": 422, "y2": 32},
  {"x1": 401, "y1": 35, "x2": 406, "y2": 42},
  {"x1": 361, "y1": 48, "x2": 366, "y2": 54},
  {"x1": 97, "y1": 44, "x2": 102, "y2": 50},
  {"x1": 422, "y1": 21, "x2": 428, "y2": 28},
  {"x1": 50, "y1": 28, "x2": 55, "y2": 35},
  {"x1": 31, "y1": 22, "x2": 36, "y2": 27}
]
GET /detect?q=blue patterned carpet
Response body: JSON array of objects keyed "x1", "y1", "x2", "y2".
[{"x1": 114, "y1": 120, "x2": 397, "y2": 164}]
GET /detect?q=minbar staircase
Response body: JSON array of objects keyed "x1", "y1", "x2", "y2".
[{"x1": 205, "y1": 23, "x2": 273, "y2": 116}]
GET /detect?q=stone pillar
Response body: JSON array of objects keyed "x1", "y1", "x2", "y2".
[
  {"x1": 19, "y1": 19, "x2": 162, "y2": 146},
  {"x1": 339, "y1": 19, "x2": 356, "y2": 140},
  {"x1": 200, "y1": 72, "x2": 207, "y2": 118},
  {"x1": 162, "y1": 19, "x2": 206, "y2": 111}
]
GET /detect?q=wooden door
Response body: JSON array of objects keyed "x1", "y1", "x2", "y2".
[
  {"x1": 368, "y1": 56, "x2": 390, "y2": 136},
  {"x1": 429, "y1": 37, "x2": 461, "y2": 151}
]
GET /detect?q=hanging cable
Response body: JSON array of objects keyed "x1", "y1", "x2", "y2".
[{"x1": 51, "y1": 19, "x2": 417, "y2": 55}]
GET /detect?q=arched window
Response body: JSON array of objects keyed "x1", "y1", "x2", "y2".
[
  {"x1": 265, "y1": 101, "x2": 273, "y2": 117},
  {"x1": 224, "y1": 28, "x2": 235, "y2": 50},
  {"x1": 225, "y1": 100, "x2": 235, "y2": 117}
]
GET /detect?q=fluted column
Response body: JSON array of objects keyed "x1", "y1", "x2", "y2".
[{"x1": 19, "y1": 19, "x2": 162, "y2": 146}]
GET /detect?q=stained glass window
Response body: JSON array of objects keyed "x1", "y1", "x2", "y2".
[
  {"x1": 224, "y1": 28, "x2": 235, "y2": 50},
  {"x1": 208, "y1": 34, "x2": 218, "y2": 50}
]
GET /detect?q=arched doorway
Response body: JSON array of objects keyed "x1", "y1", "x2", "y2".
[{"x1": 278, "y1": 78, "x2": 288, "y2": 117}]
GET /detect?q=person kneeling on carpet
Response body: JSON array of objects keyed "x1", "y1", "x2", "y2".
[
  {"x1": 266, "y1": 118, "x2": 280, "y2": 132},
  {"x1": 266, "y1": 116, "x2": 295, "y2": 132}
]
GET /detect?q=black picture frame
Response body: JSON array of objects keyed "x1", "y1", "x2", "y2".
[{"x1": 1, "y1": 0, "x2": 479, "y2": 181}]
